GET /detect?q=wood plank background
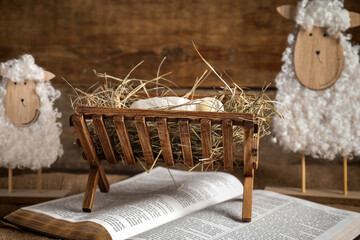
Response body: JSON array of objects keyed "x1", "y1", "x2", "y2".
[{"x1": 1, "y1": 0, "x2": 359, "y2": 88}]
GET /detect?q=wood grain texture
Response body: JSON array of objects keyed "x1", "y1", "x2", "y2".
[
  {"x1": 82, "y1": 168, "x2": 100, "y2": 212},
  {"x1": 349, "y1": 11, "x2": 360, "y2": 28},
  {"x1": 76, "y1": 106, "x2": 255, "y2": 124},
  {"x1": 73, "y1": 107, "x2": 258, "y2": 220},
  {"x1": 97, "y1": 164, "x2": 110, "y2": 193},
  {"x1": 4, "y1": 80, "x2": 40, "y2": 127},
  {"x1": 277, "y1": 5, "x2": 297, "y2": 21},
  {"x1": 243, "y1": 123, "x2": 255, "y2": 177},
  {"x1": 92, "y1": 115, "x2": 117, "y2": 164},
  {"x1": 0, "y1": 189, "x2": 69, "y2": 205},
  {"x1": 72, "y1": 114, "x2": 98, "y2": 167},
  {"x1": 156, "y1": 118, "x2": 175, "y2": 167},
  {"x1": 265, "y1": 186, "x2": 360, "y2": 206},
  {"x1": 113, "y1": 115, "x2": 136, "y2": 165},
  {"x1": 294, "y1": 27, "x2": 344, "y2": 90},
  {"x1": 178, "y1": 119, "x2": 194, "y2": 168},
  {"x1": 242, "y1": 176, "x2": 254, "y2": 222},
  {"x1": 134, "y1": 116, "x2": 155, "y2": 165},
  {"x1": 200, "y1": 119, "x2": 213, "y2": 170},
  {"x1": 9, "y1": 0, "x2": 360, "y2": 88},
  {"x1": 252, "y1": 119, "x2": 260, "y2": 170},
  {"x1": 222, "y1": 119, "x2": 233, "y2": 172}
]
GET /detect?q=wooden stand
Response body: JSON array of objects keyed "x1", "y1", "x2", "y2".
[
  {"x1": 266, "y1": 155, "x2": 359, "y2": 206},
  {"x1": 0, "y1": 189, "x2": 69, "y2": 205},
  {"x1": 72, "y1": 106, "x2": 260, "y2": 222},
  {"x1": 265, "y1": 186, "x2": 360, "y2": 206},
  {"x1": 2, "y1": 168, "x2": 69, "y2": 204}
]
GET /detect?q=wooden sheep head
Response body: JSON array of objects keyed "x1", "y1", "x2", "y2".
[
  {"x1": 0, "y1": 69, "x2": 55, "y2": 127},
  {"x1": 277, "y1": 5, "x2": 360, "y2": 90}
]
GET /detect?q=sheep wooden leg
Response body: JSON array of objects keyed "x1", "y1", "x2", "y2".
[
  {"x1": 37, "y1": 169, "x2": 42, "y2": 193},
  {"x1": 8, "y1": 168, "x2": 12, "y2": 193},
  {"x1": 343, "y1": 157, "x2": 348, "y2": 196},
  {"x1": 301, "y1": 154, "x2": 306, "y2": 193}
]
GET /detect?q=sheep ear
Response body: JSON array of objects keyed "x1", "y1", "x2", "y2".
[
  {"x1": 277, "y1": 5, "x2": 297, "y2": 21},
  {"x1": 42, "y1": 70, "x2": 55, "y2": 81},
  {"x1": 349, "y1": 11, "x2": 360, "y2": 29}
]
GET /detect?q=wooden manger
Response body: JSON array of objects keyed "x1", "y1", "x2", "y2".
[{"x1": 72, "y1": 106, "x2": 259, "y2": 222}]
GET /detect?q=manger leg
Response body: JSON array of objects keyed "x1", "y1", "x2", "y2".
[
  {"x1": 82, "y1": 167, "x2": 100, "y2": 212},
  {"x1": 98, "y1": 164, "x2": 109, "y2": 193},
  {"x1": 242, "y1": 123, "x2": 254, "y2": 222},
  {"x1": 242, "y1": 176, "x2": 253, "y2": 222}
]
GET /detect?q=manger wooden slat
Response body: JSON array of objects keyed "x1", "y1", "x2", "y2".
[
  {"x1": 72, "y1": 114, "x2": 98, "y2": 167},
  {"x1": 135, "y1": 117, "x2": 154, "y2": 165},
  {"x1": 156, "y1": 118, "x2": 175, "y2": 167},
  {"x1": 76, "y1": 106, "x2": 255, "y2": 125},
  {"x1": 200, "y1": 119, "x2": 213, "y2": 170},
  {"x1": 253, "y1": 133, "x2": 260, "y2": 170},
  {"x1": 113, "y1": 115, "x2": 136, "y2": 165},
  {"x1": 92, "y1": 115, "x2": 117, "y2": 164},
  {"x1": 222, "y1": 119, "x2": 233, "y2": 172},
  {"x1": 82, "y1": 168, "x2": 100, "y2": 212},
  {"x1": 178, "y1": 119, "x2": 194, "y2": 168}
]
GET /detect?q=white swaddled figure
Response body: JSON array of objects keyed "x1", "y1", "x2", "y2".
[{"x1": 130, "y1": 96, "x2": 224, "y2": 112}]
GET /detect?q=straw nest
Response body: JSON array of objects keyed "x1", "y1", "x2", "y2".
[{"x1": 70, "y1": 52, "x2": 282, "y2": 172}]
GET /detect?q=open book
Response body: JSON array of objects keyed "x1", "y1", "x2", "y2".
[{"x1": 5, "y1": 167, "x2": 360, "y2": 240}]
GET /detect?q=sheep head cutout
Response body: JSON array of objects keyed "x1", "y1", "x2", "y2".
[
  {"x1": 2, "y1": 70, "x2": 55, "y2": 127},
  {"x1": 272, "y1": 0, "x2": 360, "y2": 160},
  {"x1": 277, "y1": 4, "x2": 360, "y2": 90},
  {"x1": 0, "y1": 54, "x2": 63, "y2": 169}
]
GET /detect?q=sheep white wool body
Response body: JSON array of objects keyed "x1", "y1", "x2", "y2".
[
  {"x1": 273, "y1": 0, "x2": 360, "y2": 160},
  {"x1": 0, "y1": 55, "x2": 63, "y2": 169}
]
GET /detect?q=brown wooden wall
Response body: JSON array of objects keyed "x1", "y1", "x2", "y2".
[{"x1": 0, "y1": 0, "x2": 359, "y2": 88}]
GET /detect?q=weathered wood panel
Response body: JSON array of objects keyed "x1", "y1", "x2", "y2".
[{"x1": 0, "y1": 0, "x2": 359, "y2": 88}]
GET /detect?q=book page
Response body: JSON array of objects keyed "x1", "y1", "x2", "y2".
[
  {"x1": 133, "y1": 190, "x2": 360, "y2": 240},
  {"x1": 15, "y1": 167, "x2": 243, "y2": 239}
]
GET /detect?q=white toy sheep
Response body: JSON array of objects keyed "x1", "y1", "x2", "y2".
[
  {"x1": 0, "y1": 54, "x2": 63, "y2": 192},
  {"x1": 272, "y1": 0, "x2": 360, "y2": 194}
]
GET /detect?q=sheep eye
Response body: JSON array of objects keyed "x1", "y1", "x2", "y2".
[
  {"x1": 323, "y1": 33, "x2": 327, "y2": 37},
  {"x1": 309, "y1": 33, "x2": 313, "y2": 37},
  {"x1": 14, "y1": 82, "x2": 17, "y2": 85},
  {"x1": 24, "y1": 82, "x2": 27, "y2": 85}
]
